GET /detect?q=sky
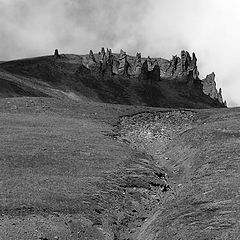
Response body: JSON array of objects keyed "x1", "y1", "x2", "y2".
[{"x1": 0, "y1": 0, "x2": 239, "y2": 106}]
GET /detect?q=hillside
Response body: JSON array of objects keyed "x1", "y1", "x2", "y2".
[
  {"x1": 0, "y1": 49, "x2": 238, "y2": 240},
  {"x1": 0, "y1": 97, "x2": 239, "y2": 240},
  {"x1": 0, "y1": 49, "x2": 225, "y2": 108}
]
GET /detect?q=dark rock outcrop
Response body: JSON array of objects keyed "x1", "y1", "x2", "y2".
[
  {"x1": 151, "y1": 60, "x2": 160, "y2": 82},
  {"x1": 139, "y1": 60, "x2": 149, "y2": 81},
  {"x1": 140, "y1": 59, "x2": 160, "y2": 83},
  {"x1": 54, "y1": 49, "x2": 60, "y2": 58}
]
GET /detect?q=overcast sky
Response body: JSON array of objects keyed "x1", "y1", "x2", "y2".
[{"x1": 0, "y1": 0, "x2": 239, "y2": 106}]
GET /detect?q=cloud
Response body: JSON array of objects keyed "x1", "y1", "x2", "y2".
[{"x1": 0, "y1": 0, "x2": 239, "y2": 106}]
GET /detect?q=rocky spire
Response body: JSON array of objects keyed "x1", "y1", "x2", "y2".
[
  {"x1": 105, "y1": 48, "x2": 113, "y2": 76},
  {"x1": 147, "y1": 56, "x2": 154, "y2": 71},
  {"x1": 134, "y1": 52, "x2": 142, "y2": 77},
  {"x1": 140, "y1": 60, "x2": 149, "y2": 80},
  {"x1": 190, "y1": 52, "x2": 199, "y2": 79},
  {"x1": 86, "y1": 50, "x2": 98, "y2": 72},
  {"x1": 118, "y1": 49, "x2": 130, "y2": 77},
  {"x1": 202, "y1": 72, "x2": 224, "y2": 104},
  {"x1": 97, "y1": 47, "x2": 114, "y2": 77},
  {"x1": 152, "y1": 60, "x2": 160, "y2": 81},
  {"x1": 89, "y1": 50, "x2": 96, "y2": 62},
  {"x1": 99, "y1": 47, "x2": 107, "y2": 76},
  {"x1": 218, "y1": 88, "x2": 223, "y2": 104}
]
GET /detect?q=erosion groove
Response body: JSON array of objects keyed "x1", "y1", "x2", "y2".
[{"x1": 100, "y1": 110, "x2": 198, "y2": 239}]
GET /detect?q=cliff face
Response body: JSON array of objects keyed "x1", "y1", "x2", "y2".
[{"x1": 81, "y1": 48, "x2": 225, "y2": 106}]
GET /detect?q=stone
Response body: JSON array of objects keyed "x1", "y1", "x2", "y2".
[
  {"x1": 140, "y1": 59, "x2": 160, "y2": 83},
  {"x1": 99, "y1": 47, "x2": 107, "y2": 75},
  {"x1": 189, "y1": 52, "x2": 199, "y2": 79},
  {"x1": 167, "y1": 55, "x2": 180, "y2": 76},
  {"x1": 87, "y1": 50, "x2": 98, "y2": 72},
  {"x1": 89, "y1": 50, "x2": 96, "y2": 62},
  {"x1": 164, "y1": 50, "x2": 199, "y2": 81},
  {"x1": 147, "y1": 56, "x2": 154, "y2": 71},
  {"x1": 202, "y1": 72, "x2": 224, "y2": 104},
  {"x1": 97, "y1": 47, "x2": 114, "y2": 77},
  {"x1": 202, "y1": 72, "x2": 218, "y2": 99},
  {"x1": 218, "y1": 88, "x2": 223, "y2": 104},
  {"x1": 118, "y1": 49, "x2": 130, "y2": 77},
  {"x1": 134, "y1": 52, "x2": 142, "y2": 77},
  {"x1": 105, "y1": 48, "x2": 113, "y2": 76},
  {"x1": 54, "y1": 49, "x2": 60, "y2": 58},
  {"x1": 140, "y1": 60, "x2": 149, "y2": 80},
  {"x1": 151, "y1": 60, "x2": 160, "y2": 81}
]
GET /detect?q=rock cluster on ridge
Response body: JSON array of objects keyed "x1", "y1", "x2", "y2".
[{"x1": 81, "y1": 47, "x2": 225, "y2": 105}]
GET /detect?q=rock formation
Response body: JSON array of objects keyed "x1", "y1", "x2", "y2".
[
  {"x1": 79, "y1": 47, "x2": 225, "y2": 105},
  {"x1": 147, "y1": 56, "x2": 154, "y2": 71},
  {"x1": 105, "y1": 48, "x2": 114, "y2": 76},
  {"x1": 118, "y1": 49, "x2": 130, "y2": 77},
  {"x1": 134, "y1": 52, "x2": 142, "y2": 77},
  {"x1": 218, "y1": 88, "x2": 223, "y2": 104},
  {"x1": 140, "y1": 59, "x2": 160, "y2": 82},
  {"x1": 140, "y1": 60, "x2": 149, "y2": 81},
  {"x1": 151, "y1": 60, "x2": 160, "y2": 82},
  {"x1": 165, "y1": 50, "x2": 199, "y2": 81},
  {"x1": 89, "y1": 50, "x2": 96, "y2": 62},
  {"x1": 98, "y1": 47, "x2": 114, "y2": 77},
  {"x1": 87, "y1": 50, "x2": 98, "y2": 72},
  {"x1": 201, "y1": 72, "x2": 224, "y2": 104},
  {"x1": 54, "y1": 49, "x2": 60, "y2": 58}
]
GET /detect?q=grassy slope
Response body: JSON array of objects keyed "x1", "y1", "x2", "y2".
[
  {"x1": 0, "y1": 97, "x2": 166, "y2": 239},
  {"x1": 0, "y1": 97, "x2": 239, "y2": 239}
]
